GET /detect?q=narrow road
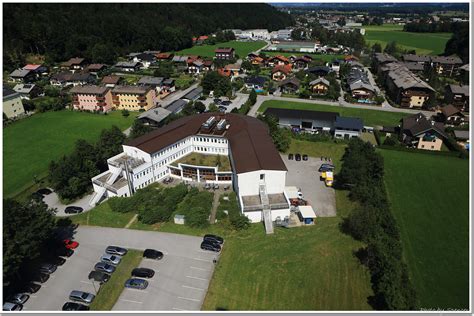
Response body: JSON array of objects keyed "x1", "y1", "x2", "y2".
[
  {"x1": 209, "y1": 191, "x2": 222, "y2": 224},
  {"x1": 160, "y1": 82, "x2": 199, "y2": 105}
]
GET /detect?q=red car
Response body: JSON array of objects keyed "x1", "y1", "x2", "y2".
[{"x1": 63, "y1": 239, "x2": 79, "y2": 249}]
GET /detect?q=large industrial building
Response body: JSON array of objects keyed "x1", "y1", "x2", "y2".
[{"x1": 90, "y1": 113, "x2": 290, "y2": 227}]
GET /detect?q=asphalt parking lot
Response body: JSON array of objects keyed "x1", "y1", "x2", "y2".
[
  {"x1": 202, "y1": 93, "x2": 248, "y2": 113},
  {"x1": 281, "y1": 154, "x2": 337, "y2": 217},
  {"x1": 23, "y1": 226, "x2": 217, "y2": 311},
  {"x1": 42, "y1": 190, "x2": 94, "y2": 217}
]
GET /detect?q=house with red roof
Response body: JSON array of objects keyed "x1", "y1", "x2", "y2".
[{"x1": 271, "y1": 64, "x2": 292, "y2": 81}]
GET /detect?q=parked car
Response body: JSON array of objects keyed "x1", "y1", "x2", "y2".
[
  {"x1": 318, "y1": 164, "x2": 335, "y2": 172},
  {"x1": 62, "y1": 302, "x2": 90, "y2": 311},
  {"x1": 200, "y1": 241, "x2": 221, "y2": 252},
  {"x1": 218, "y1": 106, "x2": 226, "y2": 113},
  {"x1": 295, "y1": 153, "x2": 301, "y2": 161},
  {"x1": 143, "y1": 249, "x2": 163, "y2": 260},
  {"x1": 221, "y1": 100, "x2": 231, "y2": 106},
  {"x1": 64, "y1": 206, "x2": 83, "y2": 214},
  {"x1": 63, "y1": 239, "x2": 79, "y2": 249},
  {"x1": 23, "y1": 282, "x2": 41, "y2": 294},
  {"x1": 302, "y1": 154, "x2": 308, "y2": 161},
  {"x1": 7, "y1": 294, "x2": 29, "y2": 305},
  {"x1": 31, "y1": 192, "x2": 43, "y2": 200},
  {"x1": 214, "y1": 98, "x2": 221, "y2": 105},
  {"x1": 69, "y1": 291, "x2": 95, "y2": 304},
  {"x1": 203, "y1": 234, "x2": 224, "y2": 245},
  {"x1": 131, "y1": 268, "x2": 155, "y2": 279},
  {"x1": 56, "y1": 247, "x2": 74, "y2": 257},
  {"x1": 36, "y1": 188, "x2": 52, "y2": 195},
  {"x1": 31, "y1": 272, "x2": 50, "y2": 284},
  {"x1": 51, "y1": 257, "x2": 66, "y2": 266},
  {"x1": 124, "y1": 278, "x2": 149, "y2": 290},
  {"x1": 100, "y1": 254, "x2": 121, "y2": 266},
  {"x1": 105, "y1": 246, "x2": 128, "y2": 256},
  {"x1": 288, "y1": 153, "x2": 294, "y2": 160},
  {"x1": 88, "y1": 271, "x2": 110, "y2": 283},
  {"x1": 39, "y1": 263, "x2": 57, "y2": 274},
  {"x1": 3, "y1": 302, "x2": 22, "y2": 311},
  {"x1": 94, "y1": 262, "x2": 116, "y2": 274}
]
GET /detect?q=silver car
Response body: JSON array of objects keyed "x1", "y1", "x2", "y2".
[
  {"x1": 94, "y1": 262, "x2": 116, "y2": 274},
  {"x1": 39, "y1": 263, "x2": 57, "y2": 274},
  {"x1": 3, "y1": 302, "x2": 23, "y2": 311},
  {"x1": 100, "y1": 254, "x2": 121, "y2": 265},
  {"x1": 69, "y1": 290, "x2": 95, "y2": 304},
  {"x1": 8, "y1": 293, "x2": 29, "y2": 305},
  {"x1": 105, "y1": 246, "x2": 128, "y2": 256},
  {"x1": 124, "y1": 278, "x2": 148, "y2": 290}
]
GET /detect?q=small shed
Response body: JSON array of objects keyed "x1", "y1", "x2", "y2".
[
  {"x1": 285, "y1": 186, "x2": 300, "y2": 199},
  {"x1": 298, "y1": 205, "x2": 317, "y2": 225},
  {"x1": 174, "y1": 214, "x2": 185, "y2": 225}
]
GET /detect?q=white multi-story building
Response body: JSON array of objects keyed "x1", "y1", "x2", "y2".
[{"x1": 90, "y1": 113, "x2": 290, "y2": 229}]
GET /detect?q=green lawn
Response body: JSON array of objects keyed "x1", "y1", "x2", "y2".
[
  {"x1": 174, "y1": 41, "x2": 267, "y2": 58},
  {"x1": 68, "y1": 202, "x2": 136, "y2": 228},
  {"x1": 172, "y1": 152, "x2": 231, "y2": 171},
  {"x1": 381, "y1": 149, "x2": 469, "y2": 310},
  {"x1": 364, "y1": 24, "x2": 452, "y2": 55},
  {"x1": 258, "y1": 100, "x2": 409, "y2": 127},
  {"x1": 263, "y1": 52, "x2": 346, "y2": 63},
  {"x1": 90, "y1": 249, "x2": 144, "y2": 310},
  {"x1": 3, "y1": 110, "x2": 137, "y2": 198}
]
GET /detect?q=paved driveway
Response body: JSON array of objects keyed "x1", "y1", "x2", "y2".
[
  {"x1": 23, "y1": 226, "x2": 217, "y2": 311},
  {"x1": 203, "y1": 93, "x2": 248, "y2": 113},
  {"x1": 43, "y1": 191, "x2": 94, "y2": 217},
  {"x1": 281, "y1": 154, "x2": 336, "y2": 217}
]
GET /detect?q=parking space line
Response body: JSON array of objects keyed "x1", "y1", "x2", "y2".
[
  {"x1": 125, "y1": 289, "x2": 149, "y2": 294},
  {"x1": 80, "y1": 280, "x2": 92, "y2": 285},
  {"x1": 172, "y1": 307, "x2": 188, "y2": 311},
  {"x1": 178, "y1": 296, "x2": 200, "y2": 302},
  {"x1": 186, "y1": 275, "x2": 208, "y2": 281},
  {"x1": 192, "y1": 257, "x2": 212, "y2": 262},
  {"x1": 119, "y1": 299, "x2": 143, "y2": 304},
  {"x1": 30, "y1": 295, "x2": 37, "y2": 298},
  {"x1": 182, "y1": 285, "x2": 205, "y2": 291},
  {"x1": 190, "y1": 266, "x2": 210, "y2": 271}
]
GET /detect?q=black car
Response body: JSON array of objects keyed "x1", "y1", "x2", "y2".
[
  {"x1": 302, "y1": 154, "x2": 308, "y2": 161},
  {"x1": 62, "y1": 302, "x2": 90, "y2": 311},
  {"x1": 203, "y1": 234, "x2": 224, "y2": 245},
  {"x1": 56, "y1": 248, "x2": 74, "y2": 257},
  {"x1": 318, "y1": 164, "x2": 335, "y2": 172},
  {"x1": 218, "y1": 106, "x2": 226, "y2": 113},
  {"x1": 30, "y1": 272, "x2": 50, "y2": 284},
  {"x1": 64, "y1": 206, "x2": 83, "y2": 214},
  {"x1": 213, "y1": 98, "x2": 221, "y2": 105},
  {"x1": 51, "y1": 257, "x2": 67, "y2": 266},
  {"x1": 143, "y1": 249, "x2": 164, "y2": 260},
  {"x1": 37, "y1": 188, "x2": 52, "y2": 195},
  {"x1": 131, "y1": 268, "x2": 155, "y2": 278},
  {"x1": 200, "y1": 241, "x2": 221, "y2": 252},
  {"x1": 31, "y1": 192, "x2": 43, "y2": 200},
  {"x1": 24, "y1": 282, "x2": 41, "y2": 294},
  {"x1": 221, "y1": 100, "x2": 231, "y2": 106},
  {"x1": 88, "y1": 271, "x2": 110, "y2": 283},
  {"x1": 295, "y1": 153, "x2": 302, "y2": 161},
  {"x1": 288, "y1": 153, "x2": 294, "y2": 160}
]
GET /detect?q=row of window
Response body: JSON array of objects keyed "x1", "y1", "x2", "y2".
[
  {"x1": 194, "y1": 136, "x2": 227, "y2": 144},
  {"x1": 195, "y1": 146, "x2": 226, "y2": 154}
]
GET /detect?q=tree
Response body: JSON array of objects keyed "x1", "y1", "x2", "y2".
[
  {"x1": 201, "y1": 71, "x2": 221, "y2": 94},
  {"x1": 3, "y1": 199, "x2": 56, "y2": 290},
  {"x1": 121, "y1": 109, "x2": 129, "y2": 117},
  {"x1": 87, "y1": 42, "x2": 117, "y2": 64},
  {"x1": 208, "y1": 103, "x2": 219, "y2": 112},
  {"x1": 241, "y1": 60, "x2": 253, "y2": 72},
  {"x1": 130, "y1": 119, "x2": 152, "y2": 139},
  {"x1": 193, "y1": 101, "x2": 206, "y2": 113},
  {"x1": 384, "y1": 41, "x2": 398, "y2": 55},
  {"x1": 154, "y1": 61, "x2": 174, "y2": 78},
  {"x1": 249, "y1": 89, "x2": 257, "y2": 105},
  {"x1": 372, "y1": 43, "x2": 382, "y2": 53}
]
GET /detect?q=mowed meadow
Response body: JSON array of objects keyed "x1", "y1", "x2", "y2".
[
  {"x1": 3, "y1": 111, "x2": 137, "y2": 198},
  {"x1": 364, "y1": 24, "x2": 452, "y2": 55},
  {"x1": 381, "y1": 150, "x2": 469, "y2": 310},
  {"x1": 174, "y1": 40, "x2": 267, "y2": 58}
]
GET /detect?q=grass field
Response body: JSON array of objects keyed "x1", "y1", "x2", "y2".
[
  {"x1": 3, "y1": 110, "x2": 137, "y2": 198},
  {"x1": 90, "y1": 249, "x2": 144, "y2": 310},
  {"x1": 263, "y1": 52, "x2": 346, "y2": 63},
  {"x1": 174, "y1": 41, "x2": 267, "y2": 58},
  {"x1": 258, "y1": 100, "x2": 409, "y2": 127},
  {"x1": 381, "y1": 149, "x2": 469, "y2": 310},
  {"x1": 364, "y1": 24, "x2": 452, "y2": 55}
]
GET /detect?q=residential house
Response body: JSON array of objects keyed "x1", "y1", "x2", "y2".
[
  {"x1": 279, "y1": 77, "x2": 300, "y2": 94},
  {"x1": 13, "y1": 83, "x2": 43, "y2": 100},
  {"x1": 101, "y1": 75, "x2": 122, "y2": 88},
  {"x1": 202, "y1": 60, "x2": 213, "y2": 72},
  {"x1": 9, "y1": 69, "x2": 35, "y2": 83},
  {"x1": 267, "y1": 55, "x2": 290, "y2": 67},
  {"x1": 165, "y1": 99, "x2": 188, "y2": 114},
  {"x1": 114, "y1": 61, "x2": 142, "y2": 72},
  {"x1": 181, "y1": 87, "x2": 203, "y2": 102},
  {"x1": 215, "y1": 47, "x2": 235, "y2": 60},
  {"x1": 402, "y1": 62, "x2": 425, "y2": 75},
  {"x1": 445, "y1": 84, "x2": 469, "y2": 112},
  {"x1": 61, "y1": 57, "x2": 88, "y2": 72},
  {"x1": 306, "y1": 66, "x2": 331, "y2": 77},
  {"x1": 293, "y1": 56, "x2": 311, "y2": 70},
  {"x1": 440, "y1": 104, "x2": 466, "y2": 126},
  {"x1": 156, "y1": 53, "x2": 174, "y2": 61},
  {"x1": 112, "y1": 86, "x2": 157, "y2": 111},
  {"x1": 429, "y1": 55, "x2": 463, "y2": 77},
  {"x1": 309, "y1": 78, "x2": 330, "y2": 95},
  {"x1": 84, "y1": 64, "x2": 107, "y2": 75},
  {"x1": 334, "y1": 117, "x2": 364, "y2": 139},
  {"x1": 188, "y1": 59, "x2": 204, "y2": 75},
  {"x1": 50, "y1": 71, "x2": 96, "y2": 87},
  {"x1": 192, "y1": 35, "x2": 209, "y2": 45},
  {"x1": 3, "y1": 87, "x2": 25, "y2": 119},
  {"x1": 23, "y1": 64, "x2": 48, "y2": 76},
  {"x1": 271, "y1": 64, "x2": 292, "y2": 81},
  {"x1": 70, "y1": 85, "x2": 113, "y2": 112},
  {"x1": 137, "y1": 107, "x2": 172, "y2": 128},
  {"x1": 161, "y1": 79, "x2": 176, "y2": 94},
  {"x1": 373, "y1": 53, "x2": 398, "y2": 74},
  {"x1": 132, "y1": 53, "x2": 157, "y2": 69},
  {"x1": 402, "y1": 54, "x2": 431, "y2": 67},
  {"x1": 400, "y1": 113, "x2": 448, "y2": 151},
  {"x1": 244, "y1": 76, "x2": 266, "y2": 90},
  {"x1": 138, "y1": 76, "x2": 164, "y2": 94},
  {"x1": 224, "y1": 63, "x2": 242, "y2": 79},
  {"x1": 172, "y1": 55, "x2": 188, "y2": 72},
  {"x1": 263, "y1": 107, "x2": 339, "y2": 132}
]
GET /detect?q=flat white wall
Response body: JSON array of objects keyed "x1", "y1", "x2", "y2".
[
  {"x1": 271, "y1": 208, "x2": 290, "y2": 221},
  {"x1": 334, "y1": 129, "x2": 360, "y2": 138},
  {"x1": 237, "y1": 170, "x2": 286, "y2": 196},
  {"x1": 245, "y1": 211, "x2": 263, "y2": 223}
]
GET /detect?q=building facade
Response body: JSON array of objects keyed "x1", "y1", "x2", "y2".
[
  {"x1": 70, "y1": 85, "x2": 113, "y2": 112},
  {"x1": 3, "y1": 87, "x2": 25, "y2": 119},
  {"x1": 112, "y1": 86, "x2": 157, "y2": 111}
]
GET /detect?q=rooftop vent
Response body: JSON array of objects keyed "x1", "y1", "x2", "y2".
[
  {"x1": 202, "y1": 116, "x2": 216, "y2": 129},
  {"x1": 216, "y1": 119, "x2": 227, "y2": 130}
]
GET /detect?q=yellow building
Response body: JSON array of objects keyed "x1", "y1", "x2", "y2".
[
  {"x1": 112, "y1": 86, "x2": 156, "y2": 111},
  {"x1": 3, "y1": 87, "x2": 25, "y2": 119}
]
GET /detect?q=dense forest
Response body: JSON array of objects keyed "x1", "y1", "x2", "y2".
[
  {"x1": 3, "y1": 3, "x2": 293, "y2": 69},
  {"x1": 404, "y1": 21, "x2": 465, "y2": 33},
  {"x1": 444, "y1": 22, "x2": 470, "y2": 63}
]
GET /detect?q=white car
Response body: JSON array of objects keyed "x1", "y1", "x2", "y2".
[{"x1": 100, "y1": 254, "x2": 121, "y2": 265}]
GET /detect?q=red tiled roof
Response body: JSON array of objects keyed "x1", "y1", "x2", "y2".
[
  {"x1": 101, "y1": 75, "x2": 121, "y2": 85},
  {"x1": 215, "y1": 47, "x2": 234, "y2": 53},
  {"x1": 23, "y1": 64, "x2": 42, "y2": 70},
  {"x1": 156, "y1": 53, "x2": 173, "y2": 59},
  {"x1": 270, "y1": 55, "x2": 290, "y2": 63},
  {"x1": 271, "y1": 64, "x2": 292, "y2": 75}
]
